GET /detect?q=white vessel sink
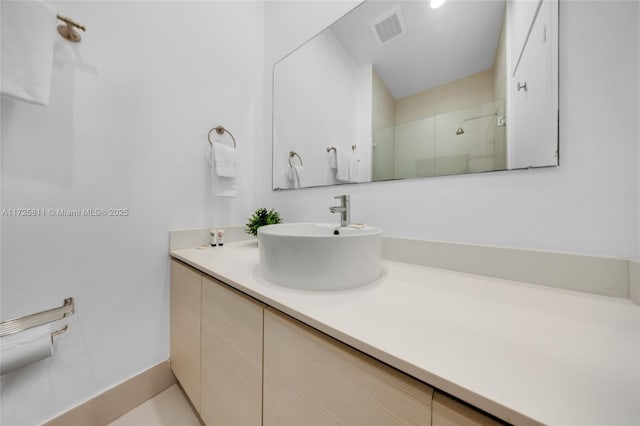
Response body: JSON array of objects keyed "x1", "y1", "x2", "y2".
[{"x1": 258, "y1": 223, "x2": 383, "y2": 291}]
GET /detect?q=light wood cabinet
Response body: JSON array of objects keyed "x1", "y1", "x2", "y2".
[
  {"x1": 170, "y1": 260, "x2": 202, "y2": 413},
  {"x1": 201, "y1": 276, "x2": 264, "y2": 426},
  {"x1": 432, "y1": 392, "x2": 503, "y2": 426},
  {"x1": 171, "y1": 259, "x2": 506, "y2": 425},
  {"x1": 263, "y1": 308, "x2": 433, "y2": 426}
]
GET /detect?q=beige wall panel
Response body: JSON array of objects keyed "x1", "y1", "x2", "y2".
[{"x1": 395, "y1": 69, "x2": 495, "y2": 125}]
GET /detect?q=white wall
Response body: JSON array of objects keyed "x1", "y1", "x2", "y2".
[
  {"x1": 273, "y1": 28, "x2": 370, "y2": 188},
  {"x1": 262, "y1": 0, "x2": 639, "y2": 259},
  {"x1": 259, "y1": 0, "x2": 361, "y2": 204},
  {"x1": 0, "y1": 1, "x2": 263, "y2": 424}
]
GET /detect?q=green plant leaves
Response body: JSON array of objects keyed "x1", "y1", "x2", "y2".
[{"x1": 245, "y1": 208, "x2": 282, "y2": 236}]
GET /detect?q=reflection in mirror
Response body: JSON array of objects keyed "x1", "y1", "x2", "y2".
[{"x1": 273, "y1": 0, "x2": 558, "y2": 190}]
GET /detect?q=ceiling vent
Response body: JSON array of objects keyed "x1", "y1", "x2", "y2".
[{"x1": 369, "y1": 6, "x2": 407, "y2": 47}]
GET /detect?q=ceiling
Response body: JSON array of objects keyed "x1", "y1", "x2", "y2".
[{"x1": 330, "y1": 0, "x2": 506, "y2": 99}]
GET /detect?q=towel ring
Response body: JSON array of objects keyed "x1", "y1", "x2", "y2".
[
  {"x1": 326, "y1": 146, "x2": 336, "y2": 153},
  {"x1": 289, "y1": 151, "x2": 303, "y2": 166},
  {"x1": 57, "y1": 15, "x2": 85, "y2": 42},
  {"x1": 208, "y1": 126, "x2": 236, "y2": 148}
]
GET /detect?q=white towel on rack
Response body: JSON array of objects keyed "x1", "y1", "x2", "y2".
[
  {"x1": 208, "y1": 144, "x2": 237, "y2": 197},
  {"x1": 336, "y1": 151, "x2": 350, "y2": 182},
  {"x1": 0, "y1": 324, "x2": 54, "y2": 375},
  {"x1": 1, "y1": 0, "x2": 57, "y2": 105},
  {"x1": 212, "y1": 142, "x2": 237, "y2": 177},
  {"x1": 287, "y1": 165, "x2": 304, "y2": 189},
  {"x1": 336, "y1": 151, "x2": 359, "y2": 183},
  {"x1": 328, "y1": 150, "x2": 337, "y2": 169}
]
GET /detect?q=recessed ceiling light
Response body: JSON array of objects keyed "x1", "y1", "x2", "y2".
[{"x1": 430, "y1": 0, "x2": 447, "y2": 9}]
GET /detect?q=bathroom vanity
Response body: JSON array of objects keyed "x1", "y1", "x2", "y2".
[
  {"x1": 169, "y1": 239, "x2": 639, "y2": 426},
  {"x1": 170, "y1": 258, "x2": 498, "y2": 425}
]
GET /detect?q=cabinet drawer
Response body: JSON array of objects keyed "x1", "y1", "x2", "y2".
[
  {"x1": 264, "y1": 308, "x2": 433, "y2": 426},
  {"x1": 432, "y1": 392, "x2": 503, "y2": 426}
]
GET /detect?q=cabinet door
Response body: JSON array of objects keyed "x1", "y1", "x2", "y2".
[
  {"x1": 263, "y1": 309, "x2": 433, "y2": 426},
  {"x1": 170, "y1": 260, "x2": 202, "y2": 413},
  {"x1": 432, "y1": 392, "x2": 503, "y2": 426},
  {"x1": 201, "y1": 277, "x2": 264, "y2": 426}
]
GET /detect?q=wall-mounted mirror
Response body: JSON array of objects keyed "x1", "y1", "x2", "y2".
[{"x1": 272, "y1": 0, "x2": 558, "y2": 190}]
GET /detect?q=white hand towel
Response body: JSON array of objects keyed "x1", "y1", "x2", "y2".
[
  {"x1": 212, "y1": 142, "x2": 237, "y2": 177},
  {"x1": 348, "y1": 155, "x2": 359, "y2": 183},
  {"x1": 1, "y1": 0, "x2": 57, "y2": 105},
  {"x1": 212, "y1": 176, "x2": 237, "y2": 197},
  {"x1": 208, "y1": 144, "x2": 237, "y2": 197},
  {"x1": 287, "y1": 165, "x2": 304, "y2": 188},
  {"x1": 336, "y1": 151, "x2": 350, "y2": 182},
  {"x1": 328, "y1": 150, "x2": 337, "y2": 169},
  {"x1": 0, "y1": 324, "x2": 53, "y2": 375}
]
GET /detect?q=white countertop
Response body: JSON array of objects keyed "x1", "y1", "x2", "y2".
[{"x1": 171, "y1": 241, "x2": 640, "y2": 426}]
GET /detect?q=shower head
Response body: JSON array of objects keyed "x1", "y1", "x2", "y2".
[{"x1": 456, "y1": 111, "x2": 501, "y2": 136}]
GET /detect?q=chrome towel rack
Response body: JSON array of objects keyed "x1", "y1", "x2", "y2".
[
  {"x1": 327, "y1": 146, "x2": 356, "y2": 153},
  {"x1": 208, "y1": 125, "x2": 236, "y2": 148},
  {"x1": 57, "y1": 15, "x2": 85, "y2": 42},
  {"x1": 0, "y1": 298, "x2": 75, "y2": 338},
  {"x1": 289, "y1": 151, "x2": 303, "y2": 167}
]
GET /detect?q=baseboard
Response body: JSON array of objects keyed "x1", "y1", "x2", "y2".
[{"x1": 43, "y1": 360, "x2": 176, "y2": 426}]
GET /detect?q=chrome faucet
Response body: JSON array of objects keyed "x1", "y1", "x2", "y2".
[{"x1": 329, "y1": 195, "x2": 350, "y2": 227}]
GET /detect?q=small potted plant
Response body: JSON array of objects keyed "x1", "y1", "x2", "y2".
[{"x1": 245, "y1": 208, "x2": 282, "y2": 240}]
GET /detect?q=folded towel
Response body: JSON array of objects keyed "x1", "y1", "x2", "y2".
[
  {"x1": 287, "y1": 165, "x2": 304, "y2": 188},
  {"x1": 336, "y1": 151, "x2": 350, "y2": 182},
  {"x1": 1, "y1": 0, "x2": 57, "y2": 105},
  {"x1": 328, "y1": 150, "x2": 337, "y2": 169},
  {"x1": 212, "y1": 175, "x2": 237, "y2": 197},
  {"x1": 212, "y1": 142, "x2": 237, "y2": 177},
  {"x1": 208, "y1": 144, "x2": 237, "y2": 197}
]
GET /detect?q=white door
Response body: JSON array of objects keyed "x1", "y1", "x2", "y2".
[{"x1": 510, "y1": 0, "x2": 559, "y2": 169}]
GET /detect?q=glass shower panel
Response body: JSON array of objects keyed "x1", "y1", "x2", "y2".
[
  {"x1": 372, "y1": 126, "x2": 396, "y2": 181},
  {"x1": 434, "y1": 101, "x2": 506, "y2": 176},
  {"x1": 394, "y1": 117, "x2": 435, "y2": 179}
]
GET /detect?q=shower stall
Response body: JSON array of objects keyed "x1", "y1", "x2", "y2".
[{"x1": 372, "y1": 100, "x2": 506, "y2": 179}]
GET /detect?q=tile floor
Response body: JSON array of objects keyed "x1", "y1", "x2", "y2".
[{"x1": 108, "y1": 385, "x2": 201, "y2": 426}]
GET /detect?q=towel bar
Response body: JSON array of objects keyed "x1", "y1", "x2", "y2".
[
  {"x1": 57, "y1": 15, "x2": 85, "y2": 42},
  {"x1": 0, "y1": 298, "x2": 75, "y2": 337},
  {"x1": 289, "y1": 151, "x2": 303, "y2": 167},
  {"x1": 208, "y1": 126, "x2": 236, "y2": 148}
]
